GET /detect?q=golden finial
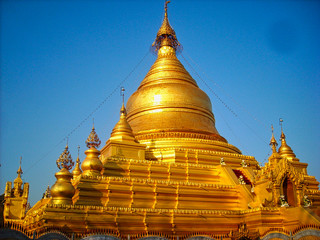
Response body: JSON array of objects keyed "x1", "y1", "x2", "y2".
[
  {"x1": 278, "y1": 119, "x2": 296, "y2": 158},
  {"x1": 77, "y1": 145, "x2": 80, "y2": 164},
  {"x1": 81, "y1": 126, "x2": 103, "y2": 177},
  {"x1": 17, "y1": 156, "x2": 23, "y2": 177},
  {"x1": 165, "y1": 1, "x2": 170, "y2": 17},
  {"x1": 51, "y1": 150, "x2": 75, "y2": 204},
  {"x1": 43, "y1": 185, "x2": 51, "y2": 199},
  {"x1": 85, "y1": 123, "x2": 101, "y2": 148},
  {"x1": 120, "y1": 103, "x2": 126, "y2": 116},
  {"x1": 13, "y1": 156, "x2": 23, "y2": 194},
  {"x1": 279, "y1": 118, "x2": 284, "y2": 139},
  {"x1": 56, "y1": 144, "x2": 74, "y2": 170},
  {"x1": 121, "y1": 87, "x2": 125, "y2": 105},
  {"x1": 120, "y1": 86, "x2": 127, "y2": 116},
  {"x1": 269, "y1": 124, "x2": 278, "y2": 152},
  {"x1": 120, "y1": 87, "x2": 127, "y2": 116},
  {"x1": 13, "y1": 157, "x2": 24, "y2": 197},
  {"x1": 110, "y1": 103, "x2": 135, "y2": 141},
  {"x1": 72, "y1": 145, "x2": 82, "y2": 177},
  {"x1": 152, "y1": 1, "x2": 181, "y2": 53}
]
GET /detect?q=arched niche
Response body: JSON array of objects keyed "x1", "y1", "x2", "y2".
[{"x1": 281, "y1": 176, "x2": 296, "y2": 207}]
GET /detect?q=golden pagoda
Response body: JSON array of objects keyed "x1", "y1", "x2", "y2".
[{"x1": 2, "y1": 2, "x2": 320, "y2": 240}]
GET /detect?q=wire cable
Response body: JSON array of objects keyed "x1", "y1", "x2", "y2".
[
  {"x1": 24, "y1": 50, "x2": 150, "y2": 175},
  {"x1": 182, "y1": 50, "x2": 268, "y2": 130},
  {"x1": 180, "y1": 53, "x2": 268, "y2": 146}
]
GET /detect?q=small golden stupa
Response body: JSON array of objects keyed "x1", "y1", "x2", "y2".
[{"x1": 2, "y1": 2, "x2": 320, "y2": 240}]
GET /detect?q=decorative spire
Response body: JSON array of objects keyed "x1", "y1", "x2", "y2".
[
  {"x1": 279, "y1": 118, "x2": 283, "y2": 132},
  {"x1": 43, "y1": 185, "x2": 51, "y2": 199},
  {"x1": 120, "y1": 87, "x2": 126, "y2": 115},
  {"x1": 279, "y1": 118, "x2": 285, "y2": 143},
  {"x1": 110, "y1": 103, "x2": 135, "y2": 141},
  {"x1": 13, "y1": 156, "x2": 24, "y2": 197},
  {"x1": 56, "y1": 144, "x2": 74, "y2": 170},
  {"x1": 51, "y1": 145, "x2": 75, "y2": 204},
  {"x1": 77, "y1": 145, "x2": 80, "y2": 163},
  {"x1": 121, "y1": 87, "x2": 125, "y2": 105},
  {"x1": 165, "y1": 0, "x2": 169, "y2": 18},
  {"x1": 120, "y1": 103, "x2": 126, "y2": 115},
  {"x1": 17, "y1": 156, "x2": 23, "y2": 178},
  {"x1": 269, "y1": 125, "x2": 278, "y2": 153},
  {"x1": 152, "y1": 1, "x2": 182, "y2": 53},
  {"x1": 278, "y1": 119, "x2": 296, "y2": 159},
  {"x1": 280, "y1": 127, "x2": 286, "y2": 142},
  {"x1": 14, "y1": 157, "x2": 23, "y2": 181},
  {"x1": 72, "y1": 145, "x2": 82, "y2": 177},
  {"x1": 85, "y1": 123, "x2": 101, "y2": 149},
  {"x1": 81, "y1": 126, "x2": 103, "y2": 178},
  {"x1": 268, "y1": 124, "x2": 281, "y2": 165}
]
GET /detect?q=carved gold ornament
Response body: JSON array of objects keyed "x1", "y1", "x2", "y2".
[
  {"x1": 86, "y1": 125, "x2": 101, "y2": 148},
  {"x1": 56, "y1": 145, "x2": 74, "y2": 170}
]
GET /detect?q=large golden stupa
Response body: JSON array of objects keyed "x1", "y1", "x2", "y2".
[{"x1": 2, "y1": 2, "x2": 320, "y2": 240}]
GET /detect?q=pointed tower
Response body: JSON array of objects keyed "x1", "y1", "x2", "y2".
[
  {"x1": 268, "y1": 125, "x2": 281, "y2": 166},
  {"x1": 43, "y1": 185, "x2": 51, "y2": 199},
  {"x1": 126, "y1": 1, "x2": 242, "y2": 164},
  {"x1": 13, "y1": 159, "x2": 24, "y2": 197},
  {"x1": 278, "y1": 128, "x2": 297, "y2": 161},
  {"x1": 81, "y1": 125, "x2": 103, "y2": 177},
  {"x1": 4, "y1": 158, "x2": 29, "y2": 220},
  {"x1": 72, "y1": 145, "x2": 82, "y2": 179},
  {"x1": 151, "y1": 1, "x2": 181, "y2": 53},
  {"x1": 100, "y1": 103, "x2": 145, "y2": 164},
  {"x1": 110, "y1": 103, "x2": 136, "y2": 141},
  {"x1": 51, "y1": 145, "x2": 75, "y2": 205}
]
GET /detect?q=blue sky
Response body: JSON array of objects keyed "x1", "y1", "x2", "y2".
[{"x1": 1, "y1": 0, "x2": 319, "y2": 205}]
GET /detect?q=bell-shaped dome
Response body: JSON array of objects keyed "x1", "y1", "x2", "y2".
[
  {"x1": 72, "y1": 155, "x2": 82, "y2": 178},
  {"x1": 127, "y1": 46, "x2": 224, "y2": 142},
  {"x1": 110, "y1": 104, "x2": 135, "y2": 141},
  {"x1": 51, "y1": 168, "x2": 75, "y2": 205},
  {"x1": 278, "y1": 130, "x2": 296, "y2": 159}
]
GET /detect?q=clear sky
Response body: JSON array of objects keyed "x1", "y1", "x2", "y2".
[{"x1": 1, "y1": 0, "x2": 319, "y2": 205}]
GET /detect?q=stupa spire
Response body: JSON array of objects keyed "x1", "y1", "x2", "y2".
[
  {"x1": 278, "y1": 119, "x2": 296, "y2": 159},
  {"x1": 121, "y1": 87, "x2": 125, "y2": 105},
  {"x1": 268, "y1": 125, "x2": 281, "y2": 165},
  {"x1": 152, "y1": 1, "x2": 181, "y2": 53},
  {"x1": 43, "y1": 185, "x2": 51, "y2": 199},
  {"x1": 13, "y1": 156, "x2": 24, "y2": 197},
  {"x1": 51, "y1": 144, "x2": 75, "y2": 205},
  {"x1": 17, "y1": 156, "x2": 23, "y2": 178},
  {"x1": 85, "y1": 122, "x2": 101, "y2": 149},
  {"x1": 72, "y1": 145, "x2": 82, "y2": 177},
  {"x1": 269, "y1": 125, "x2": 278, "y2": 153},
  {"x1": 126, "y1": 1, "x2": 237, "y2": 154},
  {"x1": 81, "y1": 124, "x2": 103, "y2": 177},
  {"x1": 110, "y1": 102, "x2": 135, "y2": 141},
  {"x1": 56, "y1": 144, "x2": 74, "y2": 170},
  {"x1": 108, "y1": 87, "x2": 135, "y2": 141}
]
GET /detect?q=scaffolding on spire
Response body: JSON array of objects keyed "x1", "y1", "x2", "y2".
[{"x1": 151, "y1": 1, "x2": 182, "y2": 54}]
